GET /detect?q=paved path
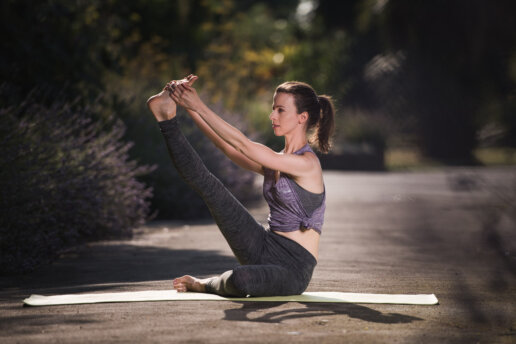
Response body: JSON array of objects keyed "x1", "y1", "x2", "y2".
[{"x1": 1, "y1": 167, "x2": 515, "y2": 343}]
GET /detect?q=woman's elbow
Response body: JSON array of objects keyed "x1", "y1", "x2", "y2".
[{"x1": 234, "y1": 138, "x2": 252, "y2": 156}]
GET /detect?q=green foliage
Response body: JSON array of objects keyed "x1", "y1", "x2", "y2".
[
  {"x1": 196, "y1": 3, "x2": 293, "y2": 110},
  {"x1": 1, "y1": 0, "x2": 263, "y2": 221},
  {"x1": 0, "y1": 91, "x2": 154, "y2": 274},
  {"x1": 2, "y1": 0, "x2": 515, "y2": 252},
  {"x1": 288, "y1": 0, "x2": 516, "y2": 161}
]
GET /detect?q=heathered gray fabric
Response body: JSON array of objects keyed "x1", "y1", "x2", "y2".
[{"x1": 289, "y1": 177, "x2": 324, "y2": 216}]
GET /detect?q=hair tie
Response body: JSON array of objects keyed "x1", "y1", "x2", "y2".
[{"x1": 315, "y1": 96, "x2": 324, "y2": 119}]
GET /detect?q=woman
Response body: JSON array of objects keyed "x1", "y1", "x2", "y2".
[{"x1": 146, "y1": 74, "x2": 335, "y2": 297}]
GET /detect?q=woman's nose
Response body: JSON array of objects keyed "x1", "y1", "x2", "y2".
[{"x1": 269, "y1": 111, "x2": 276, "y2": 121}]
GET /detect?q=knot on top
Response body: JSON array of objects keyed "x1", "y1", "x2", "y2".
[{"x1": 301, "y1": 217, "x2": 312, "y2": 230}]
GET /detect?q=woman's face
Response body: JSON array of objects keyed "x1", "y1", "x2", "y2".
[{"x1": 269, "y1": 92, "x2": 303, "y2": 136}]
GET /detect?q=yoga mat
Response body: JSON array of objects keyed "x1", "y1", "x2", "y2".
[{"x1": 23, "y1": 290, "x2": 438, "y2": 307}]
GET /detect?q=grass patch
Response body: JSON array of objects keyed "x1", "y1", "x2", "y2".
[
  {"x1": 386, "y1": 147, "x2": 516, "y2": 170},
  {"x1": 385, "y1": 148, "x2": 442, "y2": 170},
  {"x1": 474, "y1": 147, "x2": 516, "y2": 166}
]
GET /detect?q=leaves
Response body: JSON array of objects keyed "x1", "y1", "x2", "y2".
[{"x1": 0, "y1": 91, "x2": 154, "y2": 274}]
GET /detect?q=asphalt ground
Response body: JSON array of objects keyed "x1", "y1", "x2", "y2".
[{"x1": 1, "y1": 167, "x2": 515, "y2": 343}]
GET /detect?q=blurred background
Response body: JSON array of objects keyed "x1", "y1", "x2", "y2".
[{"x1": 1, "y1": 0, "x2": 515, "y2": 273}]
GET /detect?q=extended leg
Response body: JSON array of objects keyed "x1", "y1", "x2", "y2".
[{"x1": 158, "y1": 118, "x2": 265, "y2": 264}]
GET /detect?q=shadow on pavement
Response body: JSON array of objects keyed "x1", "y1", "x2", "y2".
[
  {"x1": 0, "y1": 243, "x2": 238, "y2": 296},
  {"x1": 0, "y1": 313, "x2": 99, "y2": 336},
  {"x1": 223, "y1": 302, "x2": 422, "y2": 324},
  {"x1": 389, "y1": 170, "x2": 516, "y2": 330}
]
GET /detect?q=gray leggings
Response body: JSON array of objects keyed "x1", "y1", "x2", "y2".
[{"x1": 159, "y1": 118, "x2": 317, "y2": 297}]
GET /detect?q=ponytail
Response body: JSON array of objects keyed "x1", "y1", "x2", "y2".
[{"x1": 314, "y1": 95, "x2": 335, "y2": 154}]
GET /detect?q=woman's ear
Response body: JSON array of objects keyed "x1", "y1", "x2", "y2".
[{"x1": 298, "y1": 111, "x2": 309, "y2": 124}]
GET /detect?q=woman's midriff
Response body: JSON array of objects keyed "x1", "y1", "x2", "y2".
[{"x1": 273, "y1": 228, "x2": 319, "y2": 261}]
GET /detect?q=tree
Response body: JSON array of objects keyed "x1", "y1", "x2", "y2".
[{"x1": 378, "y1": 0, "x2": 516, "y2": 161}]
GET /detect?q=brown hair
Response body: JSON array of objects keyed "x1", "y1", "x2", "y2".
[{"x1": 275, "y1": 81, "x2": 335, "y2": 153}]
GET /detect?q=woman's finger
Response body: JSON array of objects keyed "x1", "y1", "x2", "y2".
[
  {"x1": 170, "y1": 92, "x2": 180, "y2": 104},
  {"x1": 174, "y1": 85, "x2": 185, "y2": 95},
  {"x1": 173, "y1": 84, "x2": 183, "y2": 95},
  {"x1": 171, "y1": 90, "x2": 182, "y2": 101},
  {"x1": 181, "y1": 84, "x2": 194, "y2": 93},
  {"x1": 179, "y1": 83, "x2": 192, "y2": 93}
]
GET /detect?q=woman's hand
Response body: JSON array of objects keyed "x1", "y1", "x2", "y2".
[
  {"x1": 167, "y1": 75, "x2": 202, "y2": 111},
  {"x1": 165, "y1": 74, "x2": 197, "y2": 92}
]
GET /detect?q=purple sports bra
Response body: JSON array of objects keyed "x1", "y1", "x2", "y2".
[{"x1": 263, "y1": 143, "x2": 326, "y2": 234}]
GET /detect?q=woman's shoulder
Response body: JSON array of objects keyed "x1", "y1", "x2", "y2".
[{"x1": 299, "y1": 145, "x2": 321, "y2": 168}]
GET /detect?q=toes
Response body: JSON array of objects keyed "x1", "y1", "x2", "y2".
[
  {"x1": 173, "y1": 275, "x2": 191, "y2": 285},
  {"x1": 173, "y1": 284, "x2": 186, "y2": 292},
  {"x1": 173, "y1": 277, "x2": 185, "y2": 284},
  {"x1": 172, "y1": 279, "x2": 186, "y2": 292},
  {"x1": 172, "y1": 275, "x2": 198, "y2": 292}
]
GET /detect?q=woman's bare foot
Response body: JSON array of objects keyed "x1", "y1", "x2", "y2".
[
  {"x1": 173, "y1": 275, "x2": 207, "y2": 293},
  {"x1": 146, "y1": 88, "x2": 177, "y2": 122},
  {"x1": 147, "y1": 75, "x2": 198, "y2": 121}
]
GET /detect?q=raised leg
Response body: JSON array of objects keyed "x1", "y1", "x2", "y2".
[
  {"x1": 147, "y1": 88, "x2": 266, "y2": 264},
  {"x1": 158, "y1": 118, "x2": 266, "y2": 264}
]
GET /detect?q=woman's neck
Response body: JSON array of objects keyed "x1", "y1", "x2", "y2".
[{"x1": 283, "y1": 132, "x2": 308, "y2": 154}]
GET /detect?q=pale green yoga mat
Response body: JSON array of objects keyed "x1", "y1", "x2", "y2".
[{"x1": 23, "y1": 290, "x2": 438, "y2": 306}]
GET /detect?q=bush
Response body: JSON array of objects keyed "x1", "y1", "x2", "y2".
[{"x1": 0, "y1": 92, "x2": 154, "y2": 274}]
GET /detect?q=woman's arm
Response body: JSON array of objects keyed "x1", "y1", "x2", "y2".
[
  {"x1": 185, "y1": 108, "x2": 264, "y2": 175},
  {"x1": 171, "y1": 82, "x2": 318, "y2": 178},
  {"x1": 167, "y1": 75, "x2": 263, "y2": 175}
]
